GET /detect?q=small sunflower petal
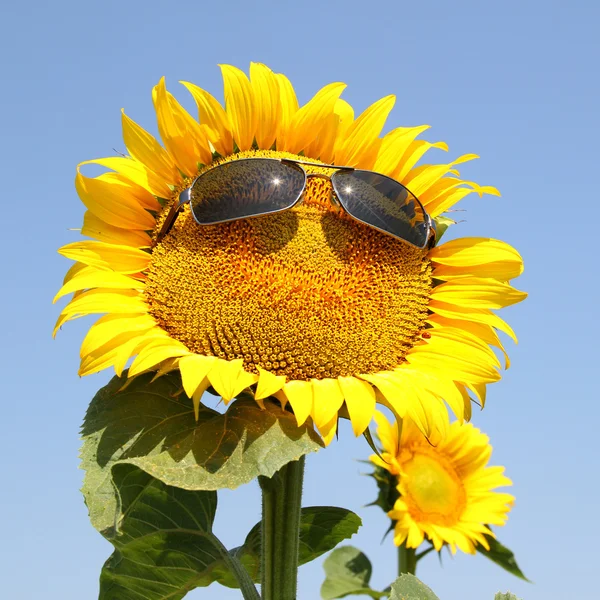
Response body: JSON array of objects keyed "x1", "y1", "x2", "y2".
[
  {"x1": 58, "y1": 241, "x2": 151, "y2": 274},
  {"x1": 311, "y1": 378, "x2": 345, "y2": 429},
  {"x1": 255, "y1": 367, "x2": 286, "y2": 401},
  {"x1": 283, "y1": 380, "x2": 313, "y2": 426},
  {"x1": 220, "y1": 64, "x2": 257, "y2": 151},
  {"x1": 180, "y1": 81, "x2": 234, "y2": 156},
  {"x1": 338, "y1": 375, "x2": 376, "y2": 436},
  {"x1": 121, "y1": 110, "x2": 180, "y2": 186}
]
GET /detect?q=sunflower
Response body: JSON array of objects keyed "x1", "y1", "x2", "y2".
[
  {"x1": 371, "y1": 412, "x2": 514, "y2": 554},
  {"x1": 54, "y1": 62, "x2": 526, "y2": 444}
]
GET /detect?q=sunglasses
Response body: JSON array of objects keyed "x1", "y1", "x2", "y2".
[{"x1": 154, "y1": 158, "x2": 435, "y2": 248}]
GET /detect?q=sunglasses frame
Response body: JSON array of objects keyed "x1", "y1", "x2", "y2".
[{"x1": 153, "y1": 157, "x2": 435, "y2": 248}]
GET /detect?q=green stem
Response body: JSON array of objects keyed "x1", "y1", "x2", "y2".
[
  {"x1": 216, "y1": 540, "x2": 261, "y2": 600},
  {"x1": 259, "y1": 456, "x2": 305, "y2": 600},
  {"x1": 398, "y1": 543, "x2": 417, "y2": 576}
]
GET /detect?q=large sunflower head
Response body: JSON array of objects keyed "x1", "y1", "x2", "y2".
[
  {"x1": 371, "y1": 412, "x2": 514, "y2": 554},
  {"x1": 54, "y1": 63, "x2": 526, "y2": 444}
]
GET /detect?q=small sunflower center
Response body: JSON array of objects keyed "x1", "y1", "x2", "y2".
[
  {"x1": 145, "y1": 150, "x2": 432, "y2": 380},
  {"x1": 400, "y1": 448, "x2": 466, "y2": 525}
]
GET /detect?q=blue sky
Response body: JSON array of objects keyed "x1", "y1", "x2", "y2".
[{"x1": 2, "y1": 0, "x2": 598, "y2": 598}]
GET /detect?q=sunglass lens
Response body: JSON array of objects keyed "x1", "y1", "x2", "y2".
[
  {"x1": 331, "y1": 170, "x2": 429, "y2": 248},
  {"x1": 190, "y1": 159, "x2": 305, "y2": 225}
]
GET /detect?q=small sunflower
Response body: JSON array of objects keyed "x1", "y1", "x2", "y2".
[
  {"x1": 54, "y1": 63, "x2": 526, "y2": 444},
  {"x1": 371, "y1": 412, "x2": 514, "y2": 554}
]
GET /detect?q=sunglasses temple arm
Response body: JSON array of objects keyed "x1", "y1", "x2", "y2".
[
  {"x1": 426, "y1": 215, "x2": 437, "y2": 248},
  {"x1": 152, "y1": 188, "x2": 191, "y2": 247}
]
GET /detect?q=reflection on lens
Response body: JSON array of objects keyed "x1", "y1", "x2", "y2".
[
  {"x1": 190, "y1": 159, "x2": 306, "y2": 225},
  {"x1": 331, "y1": 170, "x2": 429, "y2": 248}
]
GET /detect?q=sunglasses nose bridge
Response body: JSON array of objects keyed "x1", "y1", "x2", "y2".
[{"x1": 303, "y1": 172, "x2": 337, "y2": 208}]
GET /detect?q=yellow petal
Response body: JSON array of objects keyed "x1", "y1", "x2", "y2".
[
  {"x1": 467, "y1": 381, "x2": 487, "y2": 408},
  {"x1": 59, "y1": 289, "x2": 145, "y2": 316},
  {"x1": 285, "y1": 82, "x2": 346, "y2": 154},
  {"x1": 208, "y1": 358, "x2": 244, "y2": 402},
  {"x1": 430, "y1": 238, "x2": 524, "y2": 281},
  {"x1": 404, "y1": 155, "x2": 479, "y2": 196},
  {"x1": 373, "y1": 410, "x2": 399, "y2": 455},
  {"x1": 306, "y1": 99, "x2": 354, "y2": 163},
  {"x1": 220, "y1": 64, "x2": 256, "y2": 151},
  {"x1": 58, "y1": 241, "x2": 151, "y2": 274},
  {"x1": 361, "y1": 371, "x2": 435, "y2": 438},
  {"x1": 153, "y1": 77, "x2": 212, "y2": 176},
  {"x1": 180, "y1": 81, "x2": 234, "y2": 156},
  {"x1": 121, "y1": 109, "x2": 180, "y2": 186},
  {"x1": 81, "y1": 211, "x2": 151, "y2": 248},
  {"x1": 395, "y1": 140, "x2": 449, "y2": 182},
  {"x1": 54, "y1": 289, "x2": 147, "y2": 336},
  {"x1": 338, "y1": 376, "x2": 376, "y2": 436},
  {"x1": 112, "y1": 331, "x2": 170, "y2": 376},
  {"x1": 80, "y1": 313, "x2": 157, "y2": 358},
  {"x1": 179, "y1": 354, "x2": 218, "y2": 396},
  {"x1": 151, "y1": 357, "x2": 181, "y2": 381},
  {"x1": 79, "y1": 336, "x2": 138, "y2": 376},
  {"x1": 428, "y1": 301, "x2": 517, "y2": 343},
  {"x1": 53, "y1": 268, "x2": 142, "y2": 302},
  {"x1": 190, "y1": 377, "x2": 211, "y2": 420},
  {"x1": 427, "y1": 184, "x2": 486, "y2": 217},
  {"x1": 419, "y1": 177, "x2": 463, "y2": 206},
  {"x1": 80, "y1": 157, "x2": 170, "y2": 201},
  {"x1": 406, "y1": 346, "x2": 500, "y2": 385},
  {"x1": 317, "y1": 414, "x2": 338, "y2": 446},
  {"x1": 79, "y1": 326, "x2": 166, "y2": 376},
  {"x1": 431, "y1": 277, "x2": 527, "y2": 309},
  {"x1": 359, "y1": 372, "x2": 407, "y2": 418},
  {"x1": 334, "y1": 99, "x2": 355, "y2": 140},
  {"x1": 62, "y1": 262, "x2": 87, "y2": 285},
  {"x1": 304, "y1": 112, "x2": 337, "y2": 163},
  {"x1": 250, "y1": 62, "x2": 280, "y2": 150},
  {"x1": 283, "y1": 380, "x2": 313, "y2": 426},
  {"x1": 129, "y1": 338, "x2": 189, "y2": 376},
  {"x1": 335, "y1": 95, "x2": 395, "y2": 167},
  {"x1": 373, "y1": 125, "x2": 431, "y2": 176},
  {"x1": 456, "y1": 383, "x2": 473, "y2": 421},
  {"x1": 75, "y1": 167, "x2": 156, "y2": 231},
  {"x1": 410, "y1": 370, "x2": 466, "y2": 422},
  {"x1": 428, "y1": 313, "x2": 511, "y2": 369},
  {"x1": 311, "y1": 378, "x2": 345, "y2": 429},
  {"x1": 101, "y1": 172, "x2": 160, "y2": 214},
  {"x1": 274, "y1": 72, "x2": 299, "y2": 150},
  {"x1": 255, "y1": 367, "x2": 286, "y2": 400},
  {"x1": 428, "y1": 327, "x2": 501, "y2": 368}
]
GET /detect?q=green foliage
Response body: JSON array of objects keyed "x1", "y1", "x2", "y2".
[
  {"x1": 432, "y1": 215, "x2": 456, "y2": 242},
  {"x1": 321, "y1": 546, "x2": 386, "y2": 599},
  {"x1": 80, "y1": 371, "x2": 323, "y2": 531},
  {"x1": 477, "y1": 533, "x2": 530, "y2": 581},
  {"x1": 368, "y1": 464, "x2": 400, "y2": 515},
  {"x1": 388, "y1": 574, "x2": 440, "y2": 600},
  {"x1": 223, "y1": 507, "x2": 362, "y2": 587},
  {"x1": 98, "y1": 464, "x2": 256, "y2": 599},
  {"x1": 494, "y1": 593, "x2": 522, "y2": 600},
  {"x1": 94, "y1": 463, "x2": 359, "y2": 598}
]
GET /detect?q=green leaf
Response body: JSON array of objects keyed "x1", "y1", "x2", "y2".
[
  {"x1": 433, "y1": 215, "x2": 456, "y2": 242},
  {"x1": 81, "y1": 372, "x2": 323, "y2": 530},
  {"x1": 388, "y1": 573, "x2": 440, "y2": 600},
  {"x1": 320, "y1": 546, "x2": 386, "y2": 599},
  {"x1": 98, "y1": 464, "x2": 258, "y2": 600},
  {"x1": 367, "y1": 464, "x2": 400, "y2": 515},
  {"x1": 222, "y1": 506, "x2": 362, "y2": 587},
  {"x1": 477, "y1": 533, "x2": 530, "y2": 581},
  {"x1": 494, "y1": 593, "x2": 522, "y2": 600}
]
